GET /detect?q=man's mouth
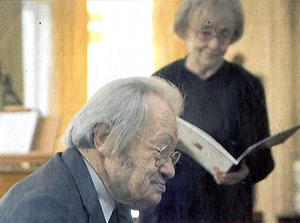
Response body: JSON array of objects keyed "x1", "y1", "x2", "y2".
[{"x1": 152, "y1": 181, "x2": 166, "y2": 193}]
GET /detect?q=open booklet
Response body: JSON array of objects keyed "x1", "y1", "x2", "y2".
[{"x1": 177, "y1": 118, "x2": 300, "y2": 175}]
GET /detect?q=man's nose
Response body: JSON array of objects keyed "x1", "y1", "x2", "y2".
[{"x1": 159, "y1": 158, "x2": 175, "y2": 179}]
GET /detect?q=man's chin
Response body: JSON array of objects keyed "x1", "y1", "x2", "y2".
[{"x1": 138, "y1": 194, "x2": 162, "y2": 210}]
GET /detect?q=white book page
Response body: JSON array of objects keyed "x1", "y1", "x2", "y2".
[
  {"x1": 177, "y1": 118, "x2": 238, "y2": 174},
  {"x1": 0, "y1": 111, "x2": 39, "y2": 154}
]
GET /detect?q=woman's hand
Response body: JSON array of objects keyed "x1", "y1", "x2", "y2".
[{"x1": 213, "y1": 162, "x2": 249, "y2": 185}]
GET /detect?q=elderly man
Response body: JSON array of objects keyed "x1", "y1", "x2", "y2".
[{"x1": 0, "y1": 77, "x2": 183, "y2": 223}]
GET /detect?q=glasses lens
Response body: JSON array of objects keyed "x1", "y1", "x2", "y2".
[
  {"x1": 196, "y1": 27, "x2": 233, "y2": 43},
  {"x1": 171, "y1": 151, "x2": 181, "y2": 165},
  {"x1": 155, "y1": 146, "x2": 181, "y2": 167}
]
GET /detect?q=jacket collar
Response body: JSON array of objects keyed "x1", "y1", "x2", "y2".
[{"x1": 62, "y1": 147, "x2": 106, "y2": 223}]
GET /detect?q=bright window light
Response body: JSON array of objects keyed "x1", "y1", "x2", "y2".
[
  {"x1": 87, "y1": 1, "x2": 154, "y2": 218},
  {"x1": 22, "y1": 1, "x2": 52, "y2": 116},
  {"x1": 87, "y1": 0, "x2": 154, "y2": 98}
]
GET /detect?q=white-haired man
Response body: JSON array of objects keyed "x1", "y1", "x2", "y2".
[{"x1": 0, "y1": 77, "x2": 183, "y2": 223}]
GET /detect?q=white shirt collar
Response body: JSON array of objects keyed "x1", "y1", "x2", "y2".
[{"x1": 83, "y1": 159, "x2": 116, "y2": 223}]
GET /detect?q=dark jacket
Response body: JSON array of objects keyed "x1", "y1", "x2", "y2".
[{"x1": 0, "y1": 148, "x2": 106, "y2": 223}]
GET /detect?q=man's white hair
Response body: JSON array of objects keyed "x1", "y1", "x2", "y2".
[{"x1": 64, "y1": 77, "x2": 183, "y2": 156}]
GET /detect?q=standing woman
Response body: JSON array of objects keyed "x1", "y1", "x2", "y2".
[{"x1": 140, "y1": 0, "x2": 274, "y2": 222}]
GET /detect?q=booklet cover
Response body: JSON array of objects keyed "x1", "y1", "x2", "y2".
[{"x1": 177, "y1": 118, "x2": 300, "y2": 175}]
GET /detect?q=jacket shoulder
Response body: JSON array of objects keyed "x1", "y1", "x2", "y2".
[{"x1": 0, "y1": 154, "x2": 87, "y2": 222}]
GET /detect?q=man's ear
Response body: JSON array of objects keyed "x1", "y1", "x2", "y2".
[{"x1": 93, "y1": 123, "x2": 112, "y2": 150}]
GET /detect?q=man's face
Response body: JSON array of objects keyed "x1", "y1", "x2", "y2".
[{"x1": 104, "y1": 94, "x2": 178, "y2": 210}]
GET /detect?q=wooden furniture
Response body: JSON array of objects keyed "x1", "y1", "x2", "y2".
[
  {"x1": 0, "y1": 155, "x2": 50, "y2": 196},
  {"x1": 0, "y1": 115, "x2": 60, "y2": 197},
  {"x1": 277, "y1": 214, "x2": 300, "y2": 223}
]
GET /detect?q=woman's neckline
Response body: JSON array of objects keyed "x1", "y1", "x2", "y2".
[{"x1": 183, "y1": 57, "x2": 225, "y2": 81}]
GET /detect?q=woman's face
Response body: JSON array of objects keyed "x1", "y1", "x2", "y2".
[{"x1": 185, "y1": 9, "x2": 236, "y2": 68}]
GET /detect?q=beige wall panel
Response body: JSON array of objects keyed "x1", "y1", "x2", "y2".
[
  {"x1": 153, "y1": 0, "x2": 186, "y2": 70},
  {"x1": 293, "y1": 0, "x2": 300, "y2": 156},
  {"x1": 0, "y1": 2, "x2": 23, "y2": 103},
  {"x1": 50, "y1": 0, "x2": 88, "y2": 149},
  {"x1": 226, "y1": 0, "x2": 297, "y2": 222}
]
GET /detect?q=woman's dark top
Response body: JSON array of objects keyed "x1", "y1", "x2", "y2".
[{"x1": 141, "y1": 59, "x2": 274, "y2": 223}]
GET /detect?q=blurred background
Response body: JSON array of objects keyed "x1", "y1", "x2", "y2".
[{"x1": 0, "y1": 0, "x2": 299, "y2": 222}]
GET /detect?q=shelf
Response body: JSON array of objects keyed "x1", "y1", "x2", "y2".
[
  {"x1": 0, "y1": 115, "x2": 60, "y2": 173},
  {"x1": 0, "y1": 153, "x2": 52, "y2": 173}
]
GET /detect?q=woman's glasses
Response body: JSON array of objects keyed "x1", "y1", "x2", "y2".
[{"x1": 193, "y1": 26, "x2": 233, "y2": 43}]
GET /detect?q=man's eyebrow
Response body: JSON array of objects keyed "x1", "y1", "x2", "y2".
[{"x1": 155, "y1": 134, "x2": 176, "y2": 145}]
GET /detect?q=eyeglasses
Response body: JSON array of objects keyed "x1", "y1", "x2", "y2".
[
  {"x1": 147, "y1": 143, "x2": 181, "y2": 167},
  {"x1": 193, "y1": 27, "x2": 233, "y2": 43},
  {"x1": 136, "y1": 136, "x2": 181, "y2": 167}
]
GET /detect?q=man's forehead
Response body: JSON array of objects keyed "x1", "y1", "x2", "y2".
[
  {"x1": 145, "y1": 94, "x2": 178, "y2": 139},
  {"x1": 154, "y1": 133, "x2": 176, "y2": 145}
]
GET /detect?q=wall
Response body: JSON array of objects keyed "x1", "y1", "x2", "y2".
[
  {"x1": 0, "y1": 0, "x2": 88, "y2": 197},
  {"x1": 226, "y1": 1, "x2": 298, "y2": 221},
  {"x1": 152, "y1": 0, "x2": 186, "y2": 70},
  {"x1": 50, "y1": 0, "x2": 88, "y2": 149},
  {"x1": 293, "y1": 0, "x2": 300, "y2": 155},
  {"x1": 0, "y1": 1, "x2": 23, "y2": 103}
]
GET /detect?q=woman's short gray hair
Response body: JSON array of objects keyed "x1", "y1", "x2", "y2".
[
  {"x1": 64, "y1": 77, "x2": 183, "y2": 156},
  {"x1": 174, "y1": 0, "x2": 244, "y2": 43}
]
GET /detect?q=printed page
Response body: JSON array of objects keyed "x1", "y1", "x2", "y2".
[
  {"x1": 0, "y1": 110, "x2": 39, "y2": 154},
  {"x1": 177, "y1": 118, "x2": 238, "y2": 174}
]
